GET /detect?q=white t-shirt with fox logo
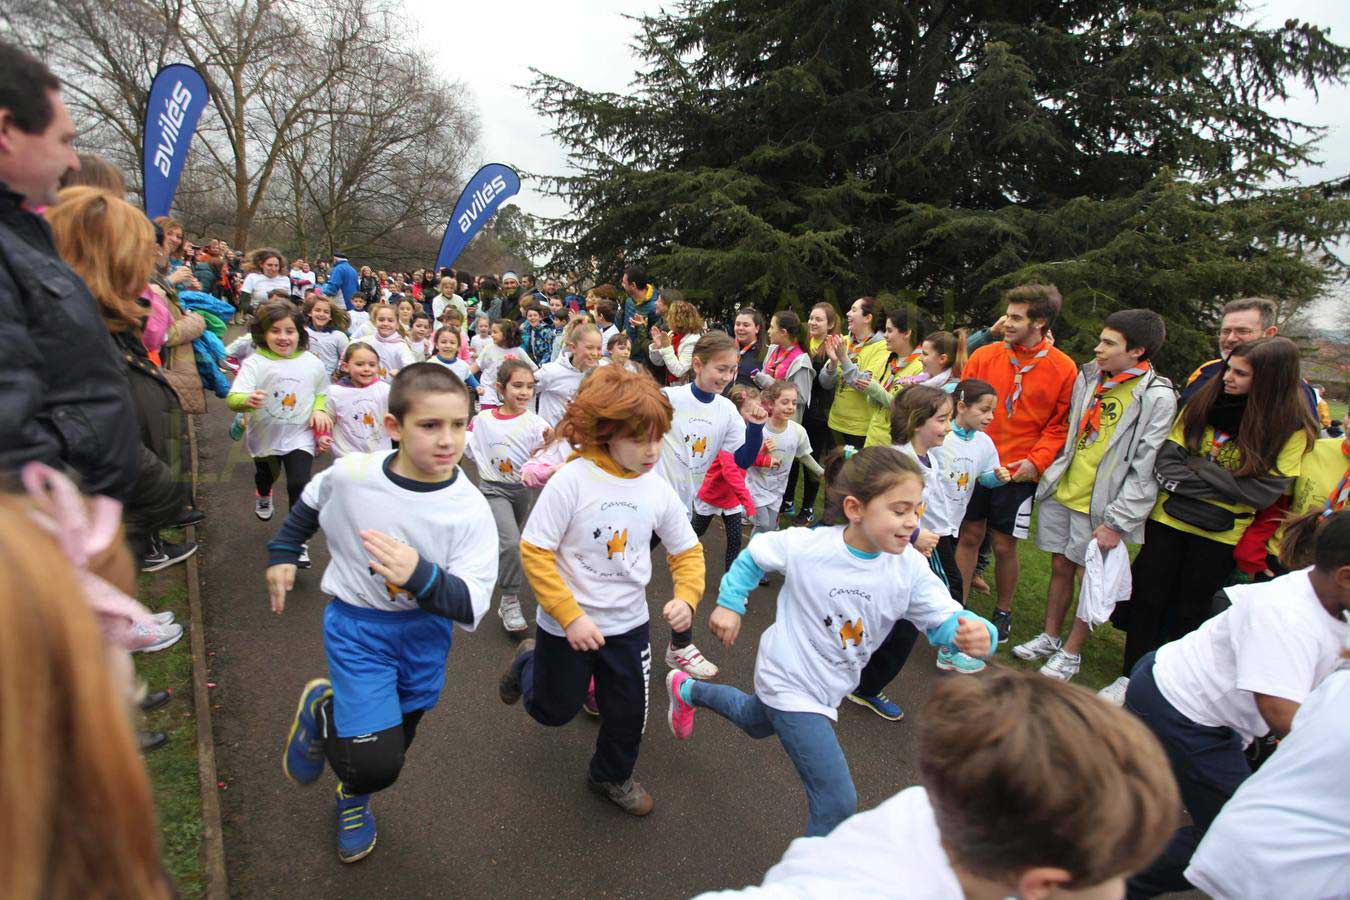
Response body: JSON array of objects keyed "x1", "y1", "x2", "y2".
[
  {"x1": 658, "y1": 383, "x2": 747, "y2": 514},
  {"x1": 327, "y1": 380, "x2": 391, "y2": 458},
  {"x1": 522, "y1": 456, "x2": 698, "y2": 637},
  {"x1": 939, "y1": 429, "x2": 1000, "y2": 532},
  {"x1": 465, "y1": 408, "x2": 550, "y2": 485},
  {"x1": 231, "y1": 351, "x2": 329, "y2": 458},
  {"x1": 747, "y1": 526, "x2": 961, "y2": 719},
  {"x1": 746, "y1": 419, "x2": 812, "y2": 512}
]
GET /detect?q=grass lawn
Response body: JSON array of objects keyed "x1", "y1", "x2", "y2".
[
  {"x1": 786, "y1": 483, "x2": 1134, "y2": 692},
  {"x1": 135, "y1": 566, "x2": 206, "y2": 898},
  {"x1": 1329, "y1": 398, "x2": 1347, "y2": 424}
]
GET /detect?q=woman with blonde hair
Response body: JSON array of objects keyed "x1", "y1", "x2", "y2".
[
  {"x1": 0, "y1": 489, "x2": 170, "y2": 899},
  {"x1": 46, "y1": 186, "x2": 197, "y2": 570},
  {"x1": 648, "y1": 298, "x2": 705, "y2": 384}
]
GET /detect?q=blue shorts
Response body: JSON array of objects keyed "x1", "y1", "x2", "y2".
[{"x1": 324, "y1": 599, "x2": 455, "y2": 738}]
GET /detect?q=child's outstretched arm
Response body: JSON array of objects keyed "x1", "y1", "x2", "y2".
[
  {"x1": 266, "y1": 499, "x2": 322, "y2": 614},
  {"x1": 795, "y1": 443, "x2": 825, "y2": 478}
]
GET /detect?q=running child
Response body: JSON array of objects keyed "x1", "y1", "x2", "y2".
[
  {"x1": 436, "y1": 306, "x2": 473, "y2": 361},
  {"x1": 227, "y1": 301, "x2": 332, "y2": 569},
  {"x1": 604, "y1": 332, "x2": 645, "y2": 375},
  {"x1": 322, "y1": 343, "x2": 391, "y2": 458},
  {"x1": 941, "y1": 379, "x2": 1010, "y2": 603},
  {"x1": 477, "y1": 319, "x2": 538, "y2": 411},
  {"x1": 917, "y1": 330, "x2": 966, "y2": 390},
  {"x1": 534, "y1": 322, "x2": 603, "y2": 427},
  {"x1": 747, "y1": 381, "x2": 824, "y2": 540},
  {"x1": 346, "y1": 292, "x2": 370, "y2": 336},
  {"x1": 469, "y1": 313, "x2": 492, "y2": 359},
  {"x1": 701, "y1": 670, "x2": 1179, "y2": 899},
  {"x1": 393, "y1": 297, "x2": 417, "y2": 339},
  {"x1": 407, "y1": 312, "x2": 433, "y2": 362},
  {"x1": 498, "y1": 365, "x2": 705, "y2": 816},
  {"x1": 465, "y1": 359, "x2": 551, "y2": 633},
  {"x1": 428, "y1": 327, "x2": 480, "y2": 396},
  {"x1": 304, "y1": 294, "x2": 350, "y2": 377},
  {"x1": 692, "y1": 385, "x2": 763, "y2": 577},
  {"x1": 657, "y1": 331, "x2": 766, "y2": 679},
  {"x1": 666, "y1": 446, "x2": 995, "y2": 837},
  {"x1": 366, "y1": 302, "x2": 416, "y2": 383},
  {"x1": 269, "y1": 364, "x2": 498, "y2": 864}
]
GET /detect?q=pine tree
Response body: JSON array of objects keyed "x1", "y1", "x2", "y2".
[{"x1": 529, "y1": 0, "x2": 1350, "y2": 377}]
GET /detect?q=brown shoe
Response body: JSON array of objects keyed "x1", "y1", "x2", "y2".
[
  {"x1": 587, "y1": 776, "x2": 654, "y2": 816},
  {"x1": 498, "y1": 639, "x2": 534, "y2": 705}
]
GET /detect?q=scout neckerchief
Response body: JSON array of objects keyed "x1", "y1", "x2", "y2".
[
  {"x1": 765, "y1": 344, "x2": 805, "y2": 380},
  {"x1": 883, "y1": 350, "x2": 925, "y2": 391},
  {"x1": 1004, "y1": 338, "x2": 1050, "y2": 418},
  {"x1": 1323, "y1": 436, "x2": 1350, "y2": 517},
  {"x1": 1077, "y1": 363, "x2": 1150, "y2": 445},
  {"x1": 845, "y1": 332, "x2": 871, "y2": 362}
]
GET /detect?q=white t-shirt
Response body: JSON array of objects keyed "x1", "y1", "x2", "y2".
[
  {"x1": 465, "y1": 409, "x2": 550, "y2": 485},
  {"x1": 306, "y1": 327, "x2": 349, "y2": 376},
  {"x1": 896, "y1": 441, "x2": 959, "y2": 537},
  {"x1": 470, "y1": 333, "x2": 492, "y2": 359},
  {"x1": 522, "y1": 456, "x2": 698, "y2": 637},
  {"x1": 748, "y1": 526, "x2": 961, "y2": 719},
  {"x1": 289, "y1": 268, "x2": 316, "y2": 297},
  {"x1": 326, "y1": 380, "x2": 391, "y2": 458},
  {"x1": 368, "y1": 334, "x2": 416, "y2": 383},
  {"x1": 658, "y1": 383, "x2": 747, "y2": 514},
  {"x1": 534, "y1": 357, "x2": 587, "y2": 427},
  {"x1": 940, "y1": 429, "x2": 1000, "y2": 525},
  {"x1": 746, "y1": 419, "x2": 812, "y2": 512},
  {"x1": 226, "y1": 333, "x2": 255, "y2": 361},
  {"x1": 429, "y1": 354, "x2": 476, "y2": 385},
  {"x1": 232, "y1": 351, "x2": 328, "y2": 457},
  {"x1": 476, "y1": 343, "x2": 538, "y2": 407},
  {"x1": 303, "y1": 451, "x2": 497, "y2": 624},
  {"x1": 241, "y1": 272, "x2": 290, "y2": 309},
  {"x1": 600, "y1": 323, "x2": 619, "y2": 355},
  {"x1": 1155, "y1": 568, "x2": 1350, "y2": 745},
  {"x1": 431, "y1": 293, "x2": 466, "y2": 320},
  {"x1": 408, "y1": 337, "x2": 433, "y2": 363},
  {"x1": 347, "y1": 309, "x2": 370, "y2": 335},
  {"x1": 696, "y1": 786, "x2": 963, "y2": 899},
  {"x1": 1186, "y1": 669, "x2": 1350, "y2": 899}
]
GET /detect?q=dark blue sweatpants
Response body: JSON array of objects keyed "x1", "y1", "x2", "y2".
[
  {"x1": 517, "y1": 622, "x2": 651, "y2": 784},
  {"x1": 1124, "y1": 652, "x2": 1252, "y2": 899}
]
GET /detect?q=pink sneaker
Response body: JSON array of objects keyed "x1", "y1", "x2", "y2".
[
  {"x1": 666, "y1": 670, "x2": 695, "y2": 740},
  {"x1": 582, "y1": 676, "x2": 599, "y2": 716}
]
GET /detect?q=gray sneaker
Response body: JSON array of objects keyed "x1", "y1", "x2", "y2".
[
  {"x1": 254, "y1": 493, "x2": 274, "y2": 521},
  {"x1": 1012, "y1": 631, "x2": 1062, "y2": 661},
  {"x1": 587, "y1": 776, "x2": 654, "y2": 817},
  {"x1": 1098, "y1": 676, "x2": 1130, "y2": 707},
  {"x1": 498, "y1": 595, "x2": 528, "y2": 633},
  {"x1": 1039, "y1": 649, "x2": 1081, "y2": 682}
]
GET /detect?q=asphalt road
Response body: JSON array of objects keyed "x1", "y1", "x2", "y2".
[{"x1": 199, "y1": 392, "x2": 950, "y2": 899}]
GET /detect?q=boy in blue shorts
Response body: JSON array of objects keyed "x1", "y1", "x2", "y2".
[{"x1": 267, "y1": 364, "x2": 498, "y2": 863}]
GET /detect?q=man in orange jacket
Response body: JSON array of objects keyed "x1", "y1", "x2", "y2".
[{"x1": 956, "y1": 284, "x2": 1077, "y2": 642}]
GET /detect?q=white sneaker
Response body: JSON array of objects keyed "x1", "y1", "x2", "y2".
[
  {"x1": 132, "y1": 622, "x2": 184, "y2": 653},
  {"x1": 1098, "y1": 676, "x2": 1130, "y2": 707},
  {"x1": 665, "y1": 642, "x2": 719, "y2": 680},
  {"x1": 150, "y1": 610, "x2": 176, "y2": 626},
  {"x1": 255, "y1": 493, "x2": 274, "y2": 521},
  {"x1": 297, "y1": 543, "x2": 311, "y2": 569},
  {"x1": 1012, "y1": 631, "x2": 1062, "y2": 660},
  {"x1": 498, "y1": 596, "x2": 528, "y2": 633},
  {"x1": 1039, "y1": 649, "x2": 1081, "y2": 682}
]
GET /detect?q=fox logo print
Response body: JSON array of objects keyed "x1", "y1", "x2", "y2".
[{"x1": 838, "y1": 618, "x2": 864, "y2": 648}]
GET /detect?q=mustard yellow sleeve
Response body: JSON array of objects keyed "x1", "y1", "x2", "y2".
[
  {"x1": 520, "y1": 540, "x2": 585, "y2": 629},
  {"x1": 667, "y1": 543, "x2": 706, "y2": 610}
]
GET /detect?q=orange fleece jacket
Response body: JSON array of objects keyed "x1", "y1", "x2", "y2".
[{"x1": 961, "y1": 340, "x2": 1077, "y2": 477}]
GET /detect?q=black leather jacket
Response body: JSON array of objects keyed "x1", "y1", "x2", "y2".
[{"x1": 0, "y1": 183, "x2": 141, "y2": 500}]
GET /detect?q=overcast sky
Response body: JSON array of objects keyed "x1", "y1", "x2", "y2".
[{"x1": 410, "y1": 0, "x2": 1349, "y2": 323}]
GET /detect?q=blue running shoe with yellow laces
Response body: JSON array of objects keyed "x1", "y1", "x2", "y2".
[
  {"x1": 335, "y1": 783, "x2": 377, "y2": 863},
  {"x1": 282, "y1": 678, "x2": 331, "y2": 785},
  {"x1": 845, "y1": 691, "x2": 904, "y2": 721}
]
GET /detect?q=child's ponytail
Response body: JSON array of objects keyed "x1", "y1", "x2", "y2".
[
  {"x1": 820, "y1": 446, "x2": 923, "y2": 526},
  {"x1": 1277, "y1": 508, "x2": 1329, "y2": 571}
]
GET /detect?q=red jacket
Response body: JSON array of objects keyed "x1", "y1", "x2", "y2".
[
  {"x1": 962, "y1": 339, "x2": 1077, "y2": 476},
  {"x1": 697, "y1": 451, "x2": 756, "y2": 515}
]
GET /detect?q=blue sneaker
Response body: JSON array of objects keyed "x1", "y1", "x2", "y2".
[
  {"x1": 335, "y1": 783, "x2": 377, "y2": 863},
  {"x1": 282, "y1": 678, "x2": 331, "y2": 785},
  {"x1": 845, "y1": 691, "x2": 904, "y2": 721},
  {"x1": 936, "y1": 647, "x2": 987, "y2": 674}
]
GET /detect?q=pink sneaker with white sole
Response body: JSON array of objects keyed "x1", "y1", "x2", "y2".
[{"x1": 666, "y1": 670, "x2": 695, "y2": 740}]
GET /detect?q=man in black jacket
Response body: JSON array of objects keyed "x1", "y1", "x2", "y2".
[{"x1": 0, "y1": 42, "x2": 141, "y2": 502}]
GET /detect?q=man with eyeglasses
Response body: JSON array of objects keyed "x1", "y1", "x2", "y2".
[{"x1": 1179, "y1": 296, "x2": 1318, "y2": 415}]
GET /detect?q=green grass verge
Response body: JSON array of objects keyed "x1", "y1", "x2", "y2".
[
  {"x1": 135, "y1": 570, "x2": 206, "y2": 898},
  {"x1": 1329, "y1": 398, "x2": 1346, "y2": 423}
]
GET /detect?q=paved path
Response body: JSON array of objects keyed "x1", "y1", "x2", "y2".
[{"x1": 199, "y1": 397, "x2": 947, "y2": 898}]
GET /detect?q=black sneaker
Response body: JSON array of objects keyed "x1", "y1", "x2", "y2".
[
  {"x1": 140, "y1": 689, "x2": 172, "y2": 712},
  {"x1": 141, "y1": 538, "x2": 198, "y2": 572},
  {"x1": 499, "y1": 639, "x2": 535, "y2": 705},
  {"x1": 139, "y1": 730, "x2": 169, "y2": 753},
  {"x1": 991, "y1": 609, "x2": 1013, "y2": 643}
]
